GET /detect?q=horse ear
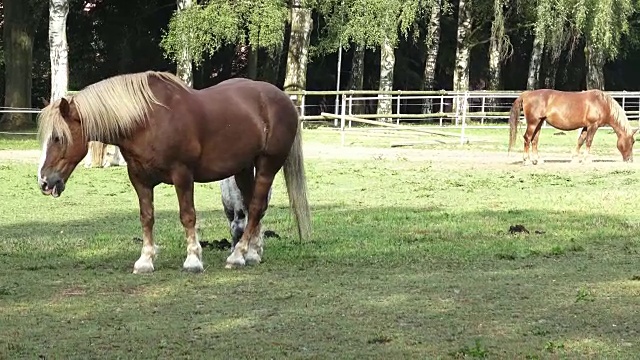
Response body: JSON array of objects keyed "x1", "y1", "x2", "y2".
[
  {"x1": 59, "y1": 98, "x2": 71, "y2": 119},
  {"x1": 40, "y1": 97, "x2": 50, "y2": 107},
  {"x1": 634, "y1": 128, "x2": 639, "y2": 136}
]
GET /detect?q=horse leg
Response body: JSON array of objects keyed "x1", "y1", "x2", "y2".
[
  {"x1": 225, "y1": 167, "x2": 255, "y2": 267},
  {"x1": 173, "y1": 170, "x2": 204, "y2": 273},
  {"x1": 531, "y1": 121, "x2": 545, "y2": 165},
  {"x1": 226, "y1": 162, "x2": 275, "y2": 268},
  {"x1": 522, "y1": 123, "x2": 538, "y2": 166},
  {"x1": 572, "y1": 127, "x2": 588, "y2": 163},
  {"x1": 582, "y1": 125, "x2": 599, "y2": 163},
  {"x1": 130, "y1": 177, "x2": 157, "y2": 274}
]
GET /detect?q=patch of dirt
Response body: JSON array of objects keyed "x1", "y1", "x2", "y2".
[
  {"x1": 1, "y1": 143, "x2": 636, "y2": 171},
  {"x1": 0, "y1": 149, "x2": 40, "y2": 163}
]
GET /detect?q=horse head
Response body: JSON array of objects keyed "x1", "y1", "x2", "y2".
[
  {"x1": 617, "y1": 128, "x2": 638, "y2": 163},
  {"x1": 37, "y1": 97, "x2": 88, "y2": 197}
]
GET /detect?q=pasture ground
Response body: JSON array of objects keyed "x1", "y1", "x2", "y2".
[{"x1": 1, "y1": 125, "x2": 639, "y2": 359}]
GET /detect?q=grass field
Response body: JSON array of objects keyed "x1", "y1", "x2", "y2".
[
  {"x1": 0, "y1": 121, "x2": 631, "y2": 156},
  {"x1": 1, "y1": 127, "x2": 640, "y2": 359}
]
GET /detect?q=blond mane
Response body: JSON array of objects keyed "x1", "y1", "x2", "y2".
[
  {"x1": 598, "y1": 90, "x2": 633, "y2": 135},
  {"x1": 37, "y1": 71, "x2": 190, "y2": 145}
]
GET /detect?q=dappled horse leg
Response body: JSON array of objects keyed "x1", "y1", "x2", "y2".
[
  {"x1": 226, "y1": 162, "x2": 275, "y2": 268},
  {"x1": 530, "y1": 121, "x2": 545, "y2": 165},
  {"x1": 225, "y1": 167, "x2": 255, "y2": 267},
  {"x1": 572, "y1": 127, "x2": 588, "y2": 163},
  {"x1": 173, "y1": 170, "x2": 204, "y2": 273},
  {"x1": 130, "y1": 175, "x2": 157, "y2": 274}
]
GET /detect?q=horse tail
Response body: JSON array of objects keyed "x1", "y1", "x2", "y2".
[
  {"x1": 508, "y1": 93, "x2": 525, "y2": 154},
  {"x1": 283, "y1": 122, "x2": 312, "y2": 241}
]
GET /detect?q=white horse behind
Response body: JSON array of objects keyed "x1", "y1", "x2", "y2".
[
  {"x1": 83, "y1": 141, "x2": 127, "y2": 168},
  {"x1": 220, "y1": 172, "x2": 272, "y2": 251}
]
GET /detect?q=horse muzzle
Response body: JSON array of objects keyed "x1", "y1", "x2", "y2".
[{"x1": 39, "y1": 175, "x2": 65, "y2": 198}]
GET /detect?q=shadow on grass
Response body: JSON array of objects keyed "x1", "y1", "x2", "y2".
[{"x1": 1, "y1": 206, "x2": 639, "y2": 358}]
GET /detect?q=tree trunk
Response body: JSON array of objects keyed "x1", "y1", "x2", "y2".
[
  {"x1": 283, "y1": 0, "x2": 313, "y2": 105},
  {"x1": 543, "y1": 49, "x2": 559, "y2": 88},
  {"x1": 176, "y1": 0, "x2": 193, "y2": 87},
  {"x1": 1, "y1": 0, "x2": 35, "y2": 130},
  {"x1": 262, "y1": 46, "x2": 284, "y2": 85},
  {"x1": 348, "y1": 44, "x2": 365, "y2": 114},
  {"x1": 421, "y1": 0, "x2": 441, "y2": 114},
  {"x1": 49, "y1": 0, "x2": 69, "y2": 102},
  {"x1": 247, "y1": 45, "x2": 258, "y2": 79},
  {"x1": 585, "y1": 38, "x2": 605, "y2": 90},
  {"x1": 453, "y1": 0, "x2": 472, "y2": 116},
  {"x1": 376, "y1": 36, "x2": 395, "y2": 122},
  {"x1": 488, "y1": 0, "x2": 504, "y2": 91},
  {"x1": 527, "y1": 33, "x2": 543, "y2": 90}
]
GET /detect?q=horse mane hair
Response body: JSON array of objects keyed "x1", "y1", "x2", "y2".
[
  {"x1": 37, "y1": 71, "x2": 190, "y2": 144},
  {"x1": 596, "y1": 90, "x2": 633, "y2": 135}
]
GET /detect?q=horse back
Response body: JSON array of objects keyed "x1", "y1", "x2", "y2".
[{"x1": 152, "y1": 78, "x2": 298, "y2": 182}]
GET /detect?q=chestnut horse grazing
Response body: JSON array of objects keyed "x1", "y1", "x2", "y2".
[
  {"x1": 508, "y1": 89, "x2": 637, "y2": 165},
  {"x1": 36, "y1": 71, "x2": 311, "y2": 272}
]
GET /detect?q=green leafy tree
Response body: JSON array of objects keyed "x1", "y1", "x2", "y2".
[{"x1": 160, "y1": 0, "x2": 288, "y2": 79}]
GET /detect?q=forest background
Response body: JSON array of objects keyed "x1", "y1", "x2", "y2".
[{"x1": 1, "y1": 0, "x2": 639, "y2": 129}]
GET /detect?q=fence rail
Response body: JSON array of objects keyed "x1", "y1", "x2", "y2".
[{"x1": 3, "y1": 90, "x2": 640, "y2": 142}]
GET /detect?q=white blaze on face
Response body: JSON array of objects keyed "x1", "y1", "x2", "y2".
[{"x1": 37, "y1": 137, "x2": 50, "y2": 183}]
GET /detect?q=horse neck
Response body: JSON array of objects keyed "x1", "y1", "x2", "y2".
[{"x1": 609, "y1": 117, "x2": 632, "y2": 138}]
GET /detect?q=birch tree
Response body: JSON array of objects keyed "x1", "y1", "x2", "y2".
[
  {"x1": 317, "y1": 0, "x2": 428, "y2": 121},
  {"x1": 176, "y1": 0, "x2": 194, "y2": 87},
  {"x1": 526, "y1": 0, "x2": 571, "y2": 89},
  {"x1": 283, "y1": 0, "x2": 313, "y2": 97},
  {"x1": 160, "y1": 0, "x2": 288, "y2": 76},
  {"x1": 451, "y1": 0, "x2": 472, "y2": 115},
  {"x1": 574, "y1": 0, "x2": 633, "y2": 89},
  {"x1": 487, "y1": 0, "x2": 509, "y2": 91},
  {"x1": 49, "y1": 0, "x2": 69, "y2": 102},
  {"x1": 421, "y1": 0, "x2": 442, "y2": 113}
]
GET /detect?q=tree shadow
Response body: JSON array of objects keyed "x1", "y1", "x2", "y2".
[{"x1": 1, "y1": 205, "x2": 639, "y2": 358}]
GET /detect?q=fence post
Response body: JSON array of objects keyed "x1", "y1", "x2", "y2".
[
  {"x1": 480, "y1": 95, "x2": 486, "y2": 125},
  {"x1": 460, "y1": 92, "x2": 468, "y2": 145},
  {"x1": 396, "y1": 91, "x2": 401, "y2": 125},
  {"x1": 301, "y1": 92, "x2": 306, "y2": 122},
  {"x1": 340, "y1": 94, "x2": 347, "y2": 146},
  {"x1": 439, "y1": 95, "x2": 444, "y2": 126}
]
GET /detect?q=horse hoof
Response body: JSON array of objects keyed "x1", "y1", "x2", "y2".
[
  {"x1": 225, "y1": 252, "x2": 246, "y2": 269},
  {"x1": 245, "y1": 248, "x2": 262, "y2": 265},
  {"x1": 183, "y1": 255, "x2": 204, "y2": 273},
  {"x1": 133, "y1": 260, "x2": 154, "y2": 274}
]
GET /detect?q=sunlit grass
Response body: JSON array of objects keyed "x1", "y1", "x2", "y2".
[{"x1": 1, "y1": 136, "x2": 640, "y2": 358}]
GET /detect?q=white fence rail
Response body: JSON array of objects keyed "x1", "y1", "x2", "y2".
[
  {"x1": 286, "y1": 90, "x2": 640, "y2": 145},
  {"x1": 290, "y1": 90, "x2": 640, "y2": 123},
  {"x1": 4, "y1": 91, "x2": 640, "y2": 142}
]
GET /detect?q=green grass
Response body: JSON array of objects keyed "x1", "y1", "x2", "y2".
[
  {"x1": 0, "y1": 131, "x2": 39, "y2": 150},
  {"x1": 0, "y1": 122, "x2": 631, "y2": 157},
  {"x1": 2, "y1": 135, "x2": 640, "y2": 358},
  {"x1": 305, "y1": 123, "x2": 630, "y2": 157}
]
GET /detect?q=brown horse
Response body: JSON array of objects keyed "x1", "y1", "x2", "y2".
[
  {"x1": 508, "y1": 89, "x2": 637, "y2": 165},
  {"x1": 36, "y1": 71, "x2": 311, "y2": 273}
]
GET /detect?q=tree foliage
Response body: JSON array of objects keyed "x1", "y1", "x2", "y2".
[
  {"x1": 315, "y1": 0, "x2": 434, "y2": 54},
  {"x1": 573, "y1": 0, "x2": 634, "y2": 60},
  {"x1": 160, "y1": 0, "x2": 288, "y2": 66}
]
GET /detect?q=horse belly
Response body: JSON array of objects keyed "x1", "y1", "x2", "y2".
[
  {"x1": 545, "y1": 112, "x2": 585, "y2": 131},
  {"x1": 192, "y1": 151, "x2": 258, "y2": 183}
]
